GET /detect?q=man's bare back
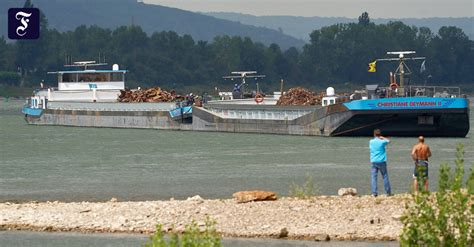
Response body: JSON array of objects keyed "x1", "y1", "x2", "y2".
[{"x1": 412, "y1": 142, "x2": 432, "y2": 161}]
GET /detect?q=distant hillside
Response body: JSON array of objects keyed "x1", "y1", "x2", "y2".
[
  {"x1": 206, "y1": 12, "x2": 474, "y2": 41},
  {"x1": 0, "y1": 0, "x2": 305, "y2": 49}
]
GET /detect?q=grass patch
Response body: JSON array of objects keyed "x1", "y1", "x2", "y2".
[
  {"x1": 374, "y1": 198, "x2": 383, "y2": 205},
  {"x1": 145, "y1": 218, "x2": 222, "y2": 247},
  {"x1": 289, "y1": 175, "x2": 319, "y2": 199}
]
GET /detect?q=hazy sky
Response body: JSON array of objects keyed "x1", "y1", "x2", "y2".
[{"x1": 144, "y1": 0, "x2": 473, "y2": 18}]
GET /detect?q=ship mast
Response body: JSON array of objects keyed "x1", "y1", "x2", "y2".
[{"x1": 375, "y1": 51, "x2": 425, "y2": 96}]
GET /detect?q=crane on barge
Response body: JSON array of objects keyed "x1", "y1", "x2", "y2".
[
  {"x1": 371, "y1": 51, "x2": 425, "y2": 96},
  {"x1": 222, "y1": 71, "x2": 266, "y2": 99}
]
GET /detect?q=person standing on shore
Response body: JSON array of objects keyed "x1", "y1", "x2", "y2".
[
  {"x1": 411, "y1": 136, "x2": 431, "y2": 192},
  {"x1": 369, "y1": 129, "x2": 392, "y2": 197}
]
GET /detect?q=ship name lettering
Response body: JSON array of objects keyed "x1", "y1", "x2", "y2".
[
  {"x1": 413, "y1": 101, "x2": 436, "y2": 107},
  {"x1": 377, "y1": 102, "x2": 408, "y2": 107},
  {"x1": 376, "y1": 101, "x2": 438, "y2": 108}
]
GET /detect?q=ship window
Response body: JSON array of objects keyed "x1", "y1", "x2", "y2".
[
  {"x1": 78, "y1": 73, "x2": 107, "y2": 82},
  {"x1": 62, "y1": 73, "x2": 78, "y2": 82},
  {"x1": 330, "y1": 99, "x2": 335, "y2": 104},
  {"x1": 111, "y1": 72, "x2": 124, "y2": 82},
  {"x1": 323, "y1": 100, "x2": 327, "y2": 106}
]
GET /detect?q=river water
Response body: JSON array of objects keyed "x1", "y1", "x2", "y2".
[
  {"x1": 0, "y1": 231, "x2": 398, "y2": 247},
  {"x1": 1, "y1": 99, "x2": 472, "y2": 202},
  {"x1": 0, "y1": 99, "x2": 472, "y2": 246}
]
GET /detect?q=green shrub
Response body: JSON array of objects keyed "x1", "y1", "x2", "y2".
[
  {"x1": 289, "y1": 175, "x2": 319, "y2": 199},
  {"x1": 400, "y1": 144, "x2": 474, "y2": 246},
  {"x1": 145, "y1": 217, "x2": 222, "y2": 247}
]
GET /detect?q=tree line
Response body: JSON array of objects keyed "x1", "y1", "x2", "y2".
[{"x1": 0, "y1": 10, "x2": 473, "y2": 94}]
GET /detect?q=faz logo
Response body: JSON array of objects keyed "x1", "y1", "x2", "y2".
[{"x1": 8, "y1": 8, "x2": 40, "y2": 39}]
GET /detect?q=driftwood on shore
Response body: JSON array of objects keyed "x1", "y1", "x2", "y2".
[{"x1": 232, "y1": 190, "x2": 277, "y2": 203}]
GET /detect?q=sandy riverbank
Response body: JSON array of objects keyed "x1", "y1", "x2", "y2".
[{"x1": 0, "y1": 195, "x2": 408, "y2": 241}]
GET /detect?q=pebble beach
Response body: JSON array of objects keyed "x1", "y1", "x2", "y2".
[{"x1": 0, "y1": 194, "x2": 408, "y2": 242}]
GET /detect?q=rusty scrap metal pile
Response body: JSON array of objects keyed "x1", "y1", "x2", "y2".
[
  {"x1": 117, "y1": 87, "x2": 181, "y2": 103},
  {"x1": 276, "y1": 87, "x2": 324, "y2": 106}
]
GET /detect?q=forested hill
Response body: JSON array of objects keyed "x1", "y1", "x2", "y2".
[
  {"x1": 205, "y1": 12, "x2": 474, "y2": 41},
  {"x1": 0, "y1": 9, "x2": 472, "y2": 93},
  {"x1": 0, "y1": 0, "x2": 304, "y2": 49}
]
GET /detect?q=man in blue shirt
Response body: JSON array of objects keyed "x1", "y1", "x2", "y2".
[{"x1": 369, "y1": 129, "x2": 392, "y2": 197}]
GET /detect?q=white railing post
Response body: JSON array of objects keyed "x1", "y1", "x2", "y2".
[{"x1": 93, "y1": 88, "x2": 97, "y2": 102}]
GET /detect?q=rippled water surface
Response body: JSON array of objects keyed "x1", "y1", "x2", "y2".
[
  {"x1": 1, "y1": 99, "x2": 473, "y2": 202},
  {"x1": 0, "y1": 231, "x2": 398, "y2": 247},
  {"x1": 0, "y1": 98, "x2": 471, "y2": 246}
]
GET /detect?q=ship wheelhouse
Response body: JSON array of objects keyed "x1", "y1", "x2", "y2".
[
  {"x1": 32, "y1": 62, "x2": 129, "y2": 102},
  {"x1": 52, "y1": 70, "x2": 126, "y2": 91}
]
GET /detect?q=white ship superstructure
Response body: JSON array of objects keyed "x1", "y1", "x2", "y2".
[{"x1": 31, "y1": 61, "x2": 126, "y2": 108}]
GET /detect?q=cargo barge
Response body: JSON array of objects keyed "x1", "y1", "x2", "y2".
[
  {"x1": 22, "y1": 52, "x2": 470, "y2": 137},
  {"x1": 22, "y1": 61, "x2": 192, "y2": 130},
  {"x1": 193, "y1": 91, "x2": 469, "y2": 137}
]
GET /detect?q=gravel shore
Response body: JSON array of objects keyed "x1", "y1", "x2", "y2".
[{"x1": 0, "y1": 195, "x2": 408, "y2": 241}]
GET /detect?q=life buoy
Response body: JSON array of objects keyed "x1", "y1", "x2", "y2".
[
  {"x1": 390, "y1": 82, "x2": 398, "y2": 90},
  {"x1": 389, "y1": 72, "x2": 398, "y2": 90},
  {"x1": 255, "y1": 93, "x2": 264, "y2": 103}
]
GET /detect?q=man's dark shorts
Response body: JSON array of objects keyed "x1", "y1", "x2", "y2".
[{"x1": 413, "y1": 160, "x2": 429, "y2": 179}]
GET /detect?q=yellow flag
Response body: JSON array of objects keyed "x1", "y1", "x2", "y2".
[{"x1": 368, "y1": 61, "x2": 376, "y2": 72}]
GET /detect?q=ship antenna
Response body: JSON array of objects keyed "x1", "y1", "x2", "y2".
[
  {"x1": 373, "y1": 51, "x2": 425, "y2": 96},
  {"x1": 64, "y1": 61, "x2": 108, "y2": 69}
]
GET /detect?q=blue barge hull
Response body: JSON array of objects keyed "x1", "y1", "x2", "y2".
[
  {"x1": 192, "y1": 97, "x2": 470, "y2": 137},
  {"x1": 23, "y1": 97, "x2": 470, "y2": 137}
]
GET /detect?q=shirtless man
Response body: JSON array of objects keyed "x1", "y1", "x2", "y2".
[{"x1": 411, "y1": 136, "x2": 432, "y2": 191}]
